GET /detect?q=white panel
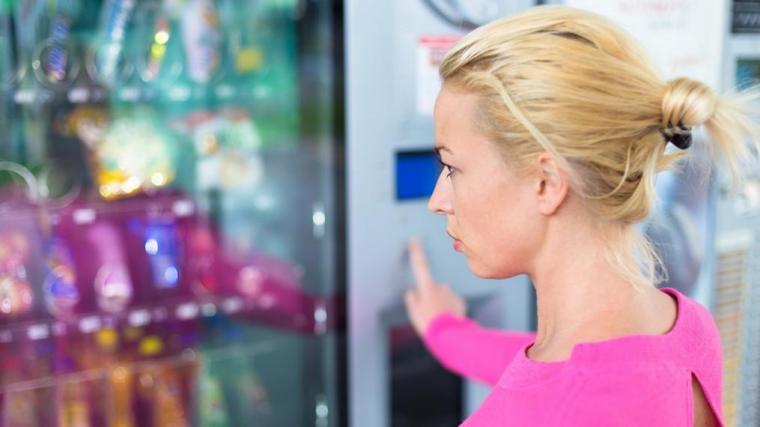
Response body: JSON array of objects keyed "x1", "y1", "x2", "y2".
[{"x1": 565, "y1": 0, "x2": 728, "y2": 87}]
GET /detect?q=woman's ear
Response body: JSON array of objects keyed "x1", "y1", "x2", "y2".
[{"x1": 535, "y1": 152, "x2": 569, "y2": 216}]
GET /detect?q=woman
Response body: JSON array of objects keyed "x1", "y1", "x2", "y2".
[{"x1": 404, "y1": 6, "x2": 759, "y2": 427}]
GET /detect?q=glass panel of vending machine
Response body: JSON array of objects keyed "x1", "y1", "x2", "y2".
[{"x1": 0, "y1": 0, "x2": 344, "y2": 426}]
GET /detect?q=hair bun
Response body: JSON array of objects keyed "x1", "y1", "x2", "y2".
[{"x1": 661, "y1": 77, "x2": 717, "y2": 130}]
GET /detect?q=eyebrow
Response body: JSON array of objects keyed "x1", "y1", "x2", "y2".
[{"x1": 434, "y1": 146, "x2": 453, "y2": 156}]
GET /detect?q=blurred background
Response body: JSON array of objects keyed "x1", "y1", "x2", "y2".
[{"x1": 0, "y1": 0, "x2": 758, "y2": 426}]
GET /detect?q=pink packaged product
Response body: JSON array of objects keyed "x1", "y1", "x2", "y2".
[
  {"x1": 87, "y1": 221, "x2": 135, "y2": 314},
  {"x1": 42, "y1": 237, "x2": 81, "y2": 319},
  {"x1": 111, "y1": 191, "x2": 196, "y2": 302},
  {"x1": 0, "y1": 230, "x2": 35, "y2": 319},
  {"x1": 123, "y1": 215, "x2": 187, "y2": 301},
  {"x1": 52, "y1": 196, "x2": 135, "y2": 315},
  {"x1": 0, "y1": 190, "x2": 46, "y2": 322},
  {"x1": 183, "y1": 223, "x2": 222, "y2": 296},
  {"x1": 218, "y1": 249, "x2": 315, "y2": 333}
]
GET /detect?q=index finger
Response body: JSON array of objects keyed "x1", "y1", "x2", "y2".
[{"x1": 408, "y1": 238, "x2": 435, "y2": 292}]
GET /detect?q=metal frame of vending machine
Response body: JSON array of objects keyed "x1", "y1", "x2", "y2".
[{"x1": 346, "y1": 2, "x2": 537, "y2": 426}]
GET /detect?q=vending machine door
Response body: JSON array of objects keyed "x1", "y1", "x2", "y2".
[{"x1": 0, "y1": 1, "x2": 344, "y2": 426}]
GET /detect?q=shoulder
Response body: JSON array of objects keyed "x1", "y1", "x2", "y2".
[
  {"x1": 670, "y1": 290, "x2": 723, "y2": 364},
  {"x1": 565, "y1": 362, "x2": 692, "y2": 425}
]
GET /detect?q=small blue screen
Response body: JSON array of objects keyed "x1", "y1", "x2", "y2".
[{"x1": 395, "y1": 150, "x2": 441, "y2": 201}]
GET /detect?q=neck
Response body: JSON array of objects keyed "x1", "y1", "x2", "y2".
[{"x1": 527, "y1": 219, "x2": 653, "y2": 359}]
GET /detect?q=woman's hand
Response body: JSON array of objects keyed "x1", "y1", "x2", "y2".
[{"x1": 404, "y1": 238, "x2": 467, "y2": 335}]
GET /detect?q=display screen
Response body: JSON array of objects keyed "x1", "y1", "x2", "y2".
[
  {"x1": 395, "y1": 150, "x2": 441, "y2": 201},
  {"x1": 737, "y1": 58, "x2": 760, "y2": 89}
]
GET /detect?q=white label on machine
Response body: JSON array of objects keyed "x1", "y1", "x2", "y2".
[
  {"x1": 565, "y1": 0, "x2": 726, "y2": 87},
  {"x1": 417, "y1": 35, "x2": 460, "y2": 116}
]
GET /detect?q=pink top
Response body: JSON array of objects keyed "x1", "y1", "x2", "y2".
[{"x1": 422, "y1": 287, "x2": 724, "y2": 426}]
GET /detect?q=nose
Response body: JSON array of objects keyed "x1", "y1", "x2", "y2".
[{"x1": 427, "y1": 169, "x2": 453, "y2": 215}]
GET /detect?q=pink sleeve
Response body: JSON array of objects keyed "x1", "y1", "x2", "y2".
[{"x1": 422, "y1": 313, "x2": 536, "y2": 387}]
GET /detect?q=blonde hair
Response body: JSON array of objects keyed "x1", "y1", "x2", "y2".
[{"x1": 440, "y1": 6, "x2": 760, "y2": 291}]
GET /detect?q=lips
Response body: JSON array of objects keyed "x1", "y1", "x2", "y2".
[{"x1": 447, "y1": 229, "x2": 462, "y2": 252}]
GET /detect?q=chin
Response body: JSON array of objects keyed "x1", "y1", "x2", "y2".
[{"x1": 466, "y1": 258, "x2": 514, "y2": 280}]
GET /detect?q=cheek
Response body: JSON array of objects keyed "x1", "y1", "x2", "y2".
[
  {"x1": 455, "y1": 179, "x2": 525, "y2": 236},
  {"x1": 456, "y1": 183, "x2": 538, "y2": 277}
]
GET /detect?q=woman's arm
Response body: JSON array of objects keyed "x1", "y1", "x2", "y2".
[
  {"x1": 422, "y1": 313, "x2": 535, "y2": 387},
  {"x1": 405, "y1": 239, "x2": 534, "y2": 386}
]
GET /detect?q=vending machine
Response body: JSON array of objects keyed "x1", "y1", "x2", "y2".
[
  {"x1": 0, "y1": 0, "x2": 344, "y2": 426},
  {"x1": 713, "y1": 2, "x2": 760, "y2": 425},
  {"x1": 3, "y1": 0, "x2": 757, "y2": 426}
]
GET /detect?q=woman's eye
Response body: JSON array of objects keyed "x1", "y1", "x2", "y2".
[
  {"x1": 437, "y1": 159, "x2": 455, "y2": 178},
  {"x1": 442, "y1": 163, "x2": 456, "y2": 178}
]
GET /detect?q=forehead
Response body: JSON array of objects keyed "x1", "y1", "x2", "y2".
[
  {"x1": 432, "y1": 86, "x2": 520, "y2": 174},
  {"x1": 434, "y1": 86, "x2": 484, "y2": 148},
  {"x1": 434, "y1": 85, "x2": 479, "y2": 122}
]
